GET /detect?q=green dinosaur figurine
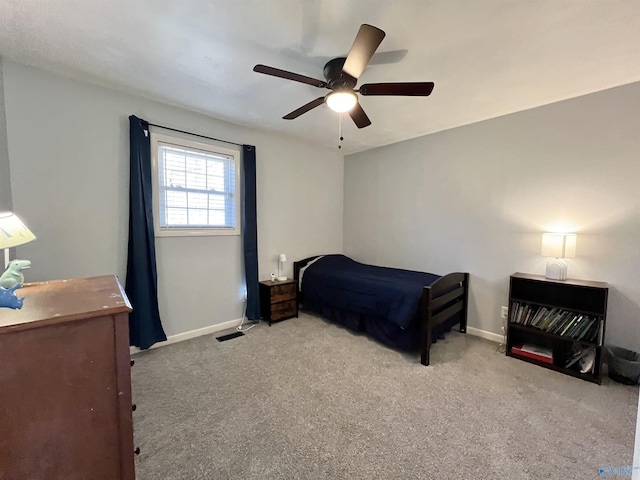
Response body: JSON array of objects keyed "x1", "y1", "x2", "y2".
[{"x1": 0, "y1": 259, "x2": 31, "y2": 289}]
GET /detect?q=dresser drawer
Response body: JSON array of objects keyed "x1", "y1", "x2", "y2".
[
  {"x1": 270, "y1": 283, "x2": 296, "y2": 303},
  {"x1": 271, "y1": 300, "x2": 297, "y2": 321}
]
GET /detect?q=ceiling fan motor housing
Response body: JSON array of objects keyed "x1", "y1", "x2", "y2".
[{"x1": 323, "y1": 58, "x2": 357, "y2": 90}]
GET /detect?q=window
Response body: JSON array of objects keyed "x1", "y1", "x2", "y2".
[{"x1": 151, "y1": 131, "x2": 241, "y2": 236}]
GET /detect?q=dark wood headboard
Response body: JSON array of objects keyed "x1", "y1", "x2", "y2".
[{"x1": 293, "y1": 256, "x2": 322, "y2": 292}]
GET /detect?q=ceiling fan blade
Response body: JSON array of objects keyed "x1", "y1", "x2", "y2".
[
  {"x1": 348, "y1": 102, "x2": 372, "y2": 129},
  {"x1": 253, "y1": 64, "x2": 327, "y2": 88},
  {"x1": 368, "y1": 49, "x2": 408, "y2": 66},
  {"x1": 342, "y1": 24, "x2": 386, "y2": 79},
  {"x1": 283, "y1": 97, "x2": 326, "y2": 120},
  {"x1": 359, "y1": 82, "x2": 435, "y2": 96}
]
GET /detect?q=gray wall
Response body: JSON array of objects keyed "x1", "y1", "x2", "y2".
[
  {"x1": 344, "y1": 82, "x2": 640, "y2": 351},
  {"x1": 6, "y1": 57, "x2": 639, "y2": 350},
  {"x1": 3, "y1": 61, "x2": 343, "y2": 337},
  {"x1": 0, "y1": 58, "x2": 11, "y2": 211}
]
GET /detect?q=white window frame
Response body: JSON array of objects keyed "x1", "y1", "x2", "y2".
[{"x1": 150, "y1": 131, "x2": 241, "y2": 237}]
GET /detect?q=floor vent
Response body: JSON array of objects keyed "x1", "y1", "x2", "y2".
[{"x1": 216, "y1": 331, "x2": 245, "y2": 342}]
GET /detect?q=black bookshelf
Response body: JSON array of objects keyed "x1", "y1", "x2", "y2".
[{"x1": 506, "y1": 273, "x2": 608, "y2": 384}]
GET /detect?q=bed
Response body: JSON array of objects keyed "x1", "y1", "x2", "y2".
[{"x1": 294, "y1": 254, "x2": 469, "y2": 366}]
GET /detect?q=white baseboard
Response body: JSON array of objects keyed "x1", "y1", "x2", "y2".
[
  {"x1": 130, "y1": 317, "x2": 244, "y2": 355},
  {"x1": 129, "y1": 318, "x2": 502, "y2": 354},
  {"x1": 466, "y1": 326, "x2": 503, "y2": 344}
]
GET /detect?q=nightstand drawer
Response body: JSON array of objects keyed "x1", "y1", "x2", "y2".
[
  {"x1": 270, "y1": 284, "x2": 296, "y2": 303},
  {"x1": 271, "y1": 300, "x2": 297, "y2": 321}
]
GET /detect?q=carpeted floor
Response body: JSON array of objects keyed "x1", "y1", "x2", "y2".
[{"x1": 131, "y1": 312, "x2": 637, "y2": 480}]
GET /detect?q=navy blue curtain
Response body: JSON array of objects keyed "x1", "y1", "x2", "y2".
[
  {"x1": 242, "y1": 145, "x2": 260, "y2": 320},
  {"x1": 125, "y1": 115, "x2": 167, "y2": 349}
]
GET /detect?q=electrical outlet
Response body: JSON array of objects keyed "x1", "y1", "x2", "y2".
[{"x1": 501, "y1": 306, "x2": 509, "y2": 319}]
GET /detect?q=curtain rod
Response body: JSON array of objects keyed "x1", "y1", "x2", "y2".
[{"x1": 146, "y1": 122, "x2": 244, "y2": 147}]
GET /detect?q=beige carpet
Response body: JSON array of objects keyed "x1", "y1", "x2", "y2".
[{"x1": 131, "y1": 312, "x2": 637, "y2": 480}]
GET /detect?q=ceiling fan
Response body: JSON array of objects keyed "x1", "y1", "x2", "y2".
[{"x1": 253, "y1": 24, "x2": 434, "y2": 129}]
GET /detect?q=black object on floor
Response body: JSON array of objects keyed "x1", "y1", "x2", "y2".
[{"x1": 216, "y1": 331, "x2": 245, "y2": 342}]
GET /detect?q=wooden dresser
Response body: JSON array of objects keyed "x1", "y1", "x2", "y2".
[{"x1": 0, "y1": 275, "x2": 135, "y2": 480}]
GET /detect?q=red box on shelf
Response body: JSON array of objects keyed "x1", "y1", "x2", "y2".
[{"x1": 511, "y1": 344, "x2": 554, "y2": 364}]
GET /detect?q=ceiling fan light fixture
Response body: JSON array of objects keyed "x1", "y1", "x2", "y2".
[{"x1": 326, "y1": 91, "x2": 357, "y2": 113}]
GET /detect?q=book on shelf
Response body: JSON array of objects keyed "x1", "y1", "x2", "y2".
[
  {"x1": 576, "y1": 317, "x2": 595, "y2": 340},
  {"x1": 509, "y1": 301, "x2": 602, "y2": 343},
  {"x1": 567, "y1": 316, "x2": 584, "y2": 337},
  {"x1": 539, "y1": 308, "x2": 559, "y2": 330},
  {"x1": 547, "y1": 311, "x2": 567, "y2": 334},
  {"x1": 529, "y1": 307, "x2": 545, "y2": 327},
  {"x1": 547, "y1": 310, "x2": 571, "y2": 333},
  {"x1": 511, "y1": 343, "x2": 554, "y2": 364},
  {"x1": 597, "y1": 320, "x2": 604, "y2": 346},
  {"x1": 510, "y1": 303, "x2": 520, "y2": 324},
  {"x1": 534, "y1": 307, "x2": 555, "y2": 328}
]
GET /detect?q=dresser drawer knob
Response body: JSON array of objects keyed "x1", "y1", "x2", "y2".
[
  {"x1": 134, "y1": 447, "x2": 141, "y2": 455},
  {"x1": 130, "y1": 359, "x2": 135, "y2": 367},
  {"x1": 132, "y1": 404, "x2": 137, "y2": 412}
]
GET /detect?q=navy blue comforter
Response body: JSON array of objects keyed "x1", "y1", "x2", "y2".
[{"x1": 301, "y1": 255, "x2": 440, "y2": 329}]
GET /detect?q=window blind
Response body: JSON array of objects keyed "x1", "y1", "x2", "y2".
[{"x1": 157, "y1": 142, "x2": 236, "y2": 229}]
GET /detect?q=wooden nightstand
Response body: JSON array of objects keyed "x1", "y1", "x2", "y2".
[{"x1": 259, "y1": 278, "x2": 298, "y2": 326}]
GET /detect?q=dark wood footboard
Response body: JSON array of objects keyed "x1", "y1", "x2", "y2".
[{"x1": 420, "y1": 272, "x2": 469, "y2": 366}]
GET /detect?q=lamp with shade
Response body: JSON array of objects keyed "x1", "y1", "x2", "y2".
[
  {"x1": 277, "y1": 253, "x2": 287, "y2": 281},
  {"x1": 0, "y1": 212, "x2": 36, "y2": 269},
  {"x1": 541, "y1": 233, "x2": 576, "y2": 281}
]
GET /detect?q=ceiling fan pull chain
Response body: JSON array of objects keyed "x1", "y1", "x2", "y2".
[{"x1": 338, "y1": 113, "x2": 344, "y2": 150}]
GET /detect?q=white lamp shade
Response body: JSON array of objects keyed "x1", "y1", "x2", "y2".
[
  {"x1": 276, "y1": 253, "x2": 288, "y2": 281},
  {"x1": 0, "y1": 212, "x2": 36, "y2": 249},
  {"x1": 541, "y1": 233, "x2": 576, "y2": 258},
  {"x1": 325, "y1": 91, "x2": 357, "y2": 113}
]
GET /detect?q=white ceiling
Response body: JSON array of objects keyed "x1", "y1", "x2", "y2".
[{"x1": 1, "y1": 1, "x2": 639, "y2": 154}]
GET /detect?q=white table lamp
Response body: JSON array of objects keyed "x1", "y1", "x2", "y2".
[
  {"x1": 541, "y1": 233, "x2": 576, "y2": 281},
  {"x1": 277, "y1": 253, "x2": 287, "y2": 281},
  {"x1": 0, "y1": 212, "x2": 36, "y2": 269}
]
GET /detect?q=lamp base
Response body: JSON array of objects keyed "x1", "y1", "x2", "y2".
[
  {"x1": 276, "y1": 276, "x2": 287, "y2": 282},
  {"x1": 545, "y1": 258, "x2": 568, "y2": 281}
]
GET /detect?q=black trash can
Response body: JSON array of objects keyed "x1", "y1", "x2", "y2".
[{"x1": 606, "y1": 346, "x2": 640, "y2": 385}]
